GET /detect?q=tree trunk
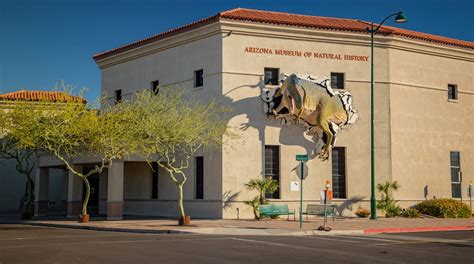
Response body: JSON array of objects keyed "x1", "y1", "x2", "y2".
[
  {"x1": 260, "y1": 190, "x2": 265, "y2": 205},
  {"x1": 82, "y1": 177, "x2": 91, "y2": 216},
  {"x1": 24, "y1": 174, "x2": 34, "y2": 213},
  {"x1": 177, "y1": 183, "x2": 185, "y2": 219}
]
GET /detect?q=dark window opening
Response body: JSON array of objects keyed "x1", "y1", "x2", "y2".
[
  {"x1": 151, "y1": 162, "x2": 159, "y2": 199},
  {"x1": 196, "y1": 156, "x2": 204, "y2": 199},
  {"x1": 264, "y1": 145, "x2": 280, "y2": 199},
  {"x1": 450, "y1": 151, "x2": 461, "y2": 198},
  {"x1": 448, "y1": 84, "x2": 458, "y2": 100},
  {"x1": 264, "y1": 68, "x2": 279, "y2": 85},
  {"x1": 151, "y1": 80, "x2": 160, "y2": 95},
  {"x1": 331, "y1": 72, "x2": 345, "y2": 89},
  {"x1": 114, "y1": 89, "x2": 122, "y2": 104},
  {"x1": 194, "y1": 69, "x2": 203, "y2": 88},
  {"x1": 332, "y1": 147, "x2": 346, "y2": 199}
]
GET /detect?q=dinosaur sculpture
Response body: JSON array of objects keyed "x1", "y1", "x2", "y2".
[{"x1": 261, "y1": 73, "x2": 358, "y2": 160}]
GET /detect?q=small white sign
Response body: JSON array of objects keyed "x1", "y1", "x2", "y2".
[{"x1": 291, "y1": 181, "x2": 299, "y2": 191}]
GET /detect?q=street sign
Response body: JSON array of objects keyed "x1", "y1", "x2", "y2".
[
  {"x1": 296, "y1": 154, "x2": 308, "y2": 161},
  {"x1": 290, "y1": 181, "x2": 299, "y2": 191},
  {"x1": 296, "y1": 163, "x2": 309, "y2": 180}
]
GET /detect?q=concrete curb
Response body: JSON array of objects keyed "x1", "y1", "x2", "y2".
[
  {"x1": 364, "y1": 225, "x2": 474, "y2": 234},
  {"x1": 3, "y1": 220, "x2": 473, "y2": 236},
  {"x1": 2, "y1": 221, "x2": 354, "y2": 236},
  {"x1": 1, "y1": 220, "x2": 192, "y2": 235}
]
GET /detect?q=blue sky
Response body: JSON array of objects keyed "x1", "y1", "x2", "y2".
[{"x1": 1, "y1": 0, "x2": 473, "y2": 102}]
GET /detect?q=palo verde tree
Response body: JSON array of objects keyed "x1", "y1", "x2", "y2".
[
  {"x1": 7, "y1": 92, "x2": 135, "y2": 220},
  {"x1": 0, "y1": 108, "x2": 37, "y2": 217},
  {"x1": 125, "y1": 88, "x2": 230, "y2": 223},
  {"x1": 0, "y1": 137, "x2": 36, "y2": 217}
]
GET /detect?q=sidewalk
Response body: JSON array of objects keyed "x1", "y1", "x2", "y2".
[{"x1": 2, "y1": 216, "x2": 473, "y2": 236}]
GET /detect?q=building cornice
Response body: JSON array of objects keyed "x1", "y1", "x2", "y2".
[{"x1": 220, "y1": 20, "x2": 474, "y2": 62}]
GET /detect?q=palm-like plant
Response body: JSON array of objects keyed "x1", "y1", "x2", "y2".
[
  {"x1": 377, "y1": 181, "x2": 401, "y2": 217},
  {"x1": 244, "y1": 196, "x2": 260, "y2": 220},
  {"x1": 244, "y1": 177, "x2": 279, "y2": 220},
  {"x1": 246, "y1": 177, "x2": 279, "y2": 205}
]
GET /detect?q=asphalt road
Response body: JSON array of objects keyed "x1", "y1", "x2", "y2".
[{"x1": 0, "y1": 224, "x2": 472, "y2": 263}]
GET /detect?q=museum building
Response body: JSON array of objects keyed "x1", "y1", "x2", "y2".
[{"x1": 34, "y1": 8, "x2": 474, "y2": 219}]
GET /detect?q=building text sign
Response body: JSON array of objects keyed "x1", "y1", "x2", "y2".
[{"x1": 244, "y1": 47, "x2": 369, "y2": 62}]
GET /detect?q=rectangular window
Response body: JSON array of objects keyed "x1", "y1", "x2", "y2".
[
  {"x1": 151, "y1": 162, "x2": 159, "y2": 199},
  {"x1": 332, "y1": 147, "x2": 346, "y2": 198},
  {"x1": 195, "y1": 156, "x2": 204, "y2": 199},
  {"x1": 264, "y1": 68, "x2": 279, "y2": 85},
  {"x1": 151, "y1": 80, "x2": 159, "y2": 95},
  {"x1": 114, "y1": 89, "x2": 122, "y2": 104},
  {"x1": 448, "y1": 84, "x2": 458, "y2": 100},
  {"x1": 264, "y1": 145, "x2": 280, "y2": 199},
  {"x1": 194, "y1": 69, "x2": 203, "y2": 88},
  {"x1": 331, "y1": 72, "x2": 345, "y2": 89},
  {"x1": 450, "y1": 151, "x2": 461, "y2": 198}
]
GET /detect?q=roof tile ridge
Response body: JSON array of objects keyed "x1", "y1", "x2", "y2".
[
  {"x1": 356, "y1": 19, "x2": 396, "y2": 34},
  {"x1": 223, "y1": 7, "x2": 362, "y2": 22},
  {"x1": 93, "y1": 12, "x2": 221, "y2": 59},
  {"x1": 384, "y1": 24, "x2": 474, "y2": 43},
  {"x1": 218, "y1": 7, "x2": 242, "y2": 17}
]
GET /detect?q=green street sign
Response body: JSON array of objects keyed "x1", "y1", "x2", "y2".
[{"x1": 296, "y1": 154, "x2": 308, "y2": 161}]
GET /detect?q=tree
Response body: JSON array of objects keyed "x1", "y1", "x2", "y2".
[
  {"x1": 7, "y1": 95, "x2": 135, "y2": 221},
  {"x1": 244, "y1": 177, "x2": 279, "y2": 220},
  {"x1": 0, "y1": 110, "x2": 36, "y2": 218},
  {"x1": 0, "y1": 137, "x2": 36, "y2": 218},
  {"x1": 125, "y1": 88, "x2": 230, "y2": 224}
]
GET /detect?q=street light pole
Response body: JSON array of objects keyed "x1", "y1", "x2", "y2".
[
  {"x1": 369, "y1": 24, "x2": 376, "y2": 220},
  {"x1": 367, "y1": 11, "x2": 407, "y2": 220}
]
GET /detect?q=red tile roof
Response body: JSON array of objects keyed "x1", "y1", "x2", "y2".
[
  {"x1": 0, "y1": 90, "x2": 87, "y2": 104},
  {"x1": 93, "y1": 8, "x2": 474, "y2": 61}
]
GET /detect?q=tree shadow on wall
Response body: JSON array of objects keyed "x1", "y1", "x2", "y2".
[
  {"x1": 336, "y1": 196, "x2": 365, "y2": 216},
  {"x1": 222, "y1": 190, "x2": 241, "y2": 210}
]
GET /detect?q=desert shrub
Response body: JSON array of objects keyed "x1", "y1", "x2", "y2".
[
  {"x1": 415, "y1": 198, "x2": 471, "y2": 218},
  {"x1": 355, "y1": 207, "x2": 370, "y2": 218},
  {"x1": 402, "y1": 208, "x2": 421, "y2": 218},
  {"x1": 385, "y1": 203, "x2": 402, "y2": 217}
]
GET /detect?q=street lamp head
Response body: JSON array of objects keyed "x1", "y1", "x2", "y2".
[{"x1": 394, "y1": 11, "x2": 408, "y2": 23}]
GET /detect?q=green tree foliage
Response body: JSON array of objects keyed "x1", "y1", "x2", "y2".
[
  {"x1": 0, "y1": 110, "x2": 36, "y2": 217},
  {"x1": 6, "y1": 95, "x2": 136, "y2": 218},
  {"x1": 0, "y1": 138, "x2": 36, "y2": 216},
  {"x1": 244, "y1": 177, "x2": 279, "y2": 220},
  {"x1": 124, "y1": 88, "x2": 230, "y2": 222},
  {"x1": 377, "y1": 181, "x2": 401, "y2": 217}
]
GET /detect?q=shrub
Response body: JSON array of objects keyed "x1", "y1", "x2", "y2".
[
  {"x1": 385, "y1": 204, "x2": 402, "y2": 217},
  {"x1": 402, "y1": 208, "x2": 421, "y2": 218},
  {"x1": 355, "y1": 207, "x2": 370, "y2": 218},
  {"x1": 415, "y1": 198, "x2": 471, "y2": 218}
]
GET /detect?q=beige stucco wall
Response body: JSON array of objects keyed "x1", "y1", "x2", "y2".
[
  {"x1": 220, "y1": 22, "x2": 395, "y2": 218},
  {"x1": 388, "y1": 43, "x2": 474, "y2": 204},
  {"x1": 94, "y1": 20, "x2": 473, "y2": 219},
  {"x1": 96, "y1": 24, "x2": 225, "y2": 218}
]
